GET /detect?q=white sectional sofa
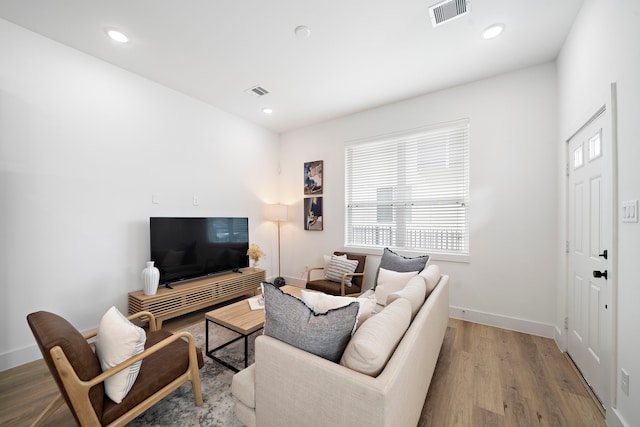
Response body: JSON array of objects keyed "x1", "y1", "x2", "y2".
[{"x1": 232, "y1": 269, "x2": 450, "y2": 427}]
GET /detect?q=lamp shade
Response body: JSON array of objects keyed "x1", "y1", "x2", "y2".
[{"x1": 265, "y1": 204, "x2": 288, "y2": 222}]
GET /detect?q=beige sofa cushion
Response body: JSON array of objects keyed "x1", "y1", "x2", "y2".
[
  {"x1": 340, "y1": 298, "x2": 411, "y2": 377},
  {"x1": 386, "y1": 275, "x2": 427, "y2": 320},
  {"x1": 374, "y1": 268, "x2": 419, "y2": 306},
  {"x1": 419, "y1": 264, "x2": 441, "y2": 296},
  {"x1": 300, "y1": 290, "x2": 377, "y2": 329}
]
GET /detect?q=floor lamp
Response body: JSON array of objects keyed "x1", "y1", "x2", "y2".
[{"x1": 265, "y1": 204, "x2": 288, "y2": 285}]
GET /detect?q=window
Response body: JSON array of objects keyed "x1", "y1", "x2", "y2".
[{"x1": 345, "y1": 119, "x2": 470, "y2": 255}]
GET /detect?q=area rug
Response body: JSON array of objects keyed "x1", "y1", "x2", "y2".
[{"x1": 128, "y1": 321, "x2": 260, "y2": 427}]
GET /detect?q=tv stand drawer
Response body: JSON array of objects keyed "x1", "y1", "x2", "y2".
[{"x1": 128, "y1": 267, "x2": 265, "y2": 328}]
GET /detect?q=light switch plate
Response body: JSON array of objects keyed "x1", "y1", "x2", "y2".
[{"x1": 622, "y1": 200, "x2": 639, "y2": 223}]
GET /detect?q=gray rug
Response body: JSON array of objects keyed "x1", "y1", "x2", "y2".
[{"x1": 128, "y1": 321, "x2": 260, "y2": 427}]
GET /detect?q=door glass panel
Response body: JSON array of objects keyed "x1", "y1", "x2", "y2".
[
  {"x1": 588, "y1": 131, "x2": 602, "y2": 161},
  {"x1": 574, "y1": 144, "x2": 584, "y2": 169}
]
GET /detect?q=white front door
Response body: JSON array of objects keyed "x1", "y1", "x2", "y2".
[{"x1": 567, "y1": 107, "x2": 611, "y2": 409}]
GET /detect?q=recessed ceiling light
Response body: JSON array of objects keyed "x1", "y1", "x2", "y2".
[
  {"x1": 106, "y1": 29, "x2": 129, "y2": 43},
  {"x1": 482, "y1": 24, "x2": 505, "y2": 39},
  {"x1": 262, "y1": 107, "x2": 273, "y2": 114}
]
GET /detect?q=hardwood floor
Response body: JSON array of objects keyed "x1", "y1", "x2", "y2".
[
  {"x1": 419, "y1": 319, "x2": 605, "y2": 427},
  {"x1": 1, "y1": 314, "x2": 605, "y2": 427}
]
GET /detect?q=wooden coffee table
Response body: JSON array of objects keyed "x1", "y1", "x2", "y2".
[{"x1": 205, "y1": 284, "x2": 301, "y2": 372}]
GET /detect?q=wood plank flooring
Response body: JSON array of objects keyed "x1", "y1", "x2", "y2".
[
  {"x1": 419, "y1": 318, "x2": 605, "y2": 427},
  {"x1": 0, "y1": 314, "x2": 605, "y2": 426}
]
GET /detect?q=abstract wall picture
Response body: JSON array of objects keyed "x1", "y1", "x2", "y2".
[
  {"x1": 304, "y1": 197, "x2": 323, "y2": 231},
  {"x1": 304, "y1": 160, "x2": 323, "y2": 195}
]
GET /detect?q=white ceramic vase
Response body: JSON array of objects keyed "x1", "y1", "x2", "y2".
[{"x1": 142, "y1": 261, "x2": 160, "y2": 295}]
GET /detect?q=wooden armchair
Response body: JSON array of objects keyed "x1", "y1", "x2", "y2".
[
  {"x1": 27, "y1": 310, "x2": 203, "y2": 427},
  {"x1": 306, "y1": 251, "x2": 367, "y2": 297}
]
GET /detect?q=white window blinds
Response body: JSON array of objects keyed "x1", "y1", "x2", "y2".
[{"x1": 345, "y1": 119, "x2": 470, "y2": 255}]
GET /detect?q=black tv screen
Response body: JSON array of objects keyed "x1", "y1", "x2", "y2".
[{"x1": 150, "y1": 217, "x2": 249, "y2": 284}]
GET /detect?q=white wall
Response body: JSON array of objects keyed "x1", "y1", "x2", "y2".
[
  {"x1": 557, "y1": 0, "x2": 640, "y2": 425},
  {"x1": 0, "y1": 19, "x2": 280, "y2": 370},
  {"x1": 279, "y1": 63, "x2": 559, "y2": 337}
]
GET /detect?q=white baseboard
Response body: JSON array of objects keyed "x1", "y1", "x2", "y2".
[
  {"x1": 449, "y1": 306, "x2": 556, "y2": 339},
  {"x1": 277, "y1": 275, "x2": 306, "y2": 287},
  {"x1": 554, "y1": 325, "x2": 567, "y2": 352},
  {"x1": 1, "y1": 344, "x2": 42, "y2": 372},
  {"x1": 608, "y1": 407, "x2": 628, "y2": 427}
]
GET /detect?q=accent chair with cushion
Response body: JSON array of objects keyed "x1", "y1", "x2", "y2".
[
  {"x1": 306, "y1": 251, "x2": 367, "y2": 296},
  {"x1": 27, "y1": 309, "x2": 204, "y2": 427}
]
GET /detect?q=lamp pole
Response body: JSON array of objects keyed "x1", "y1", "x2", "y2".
[
  {"x1": 277, "y1": 219, "x2": 282, "y2": 277},
  {"x1": 266, "y1": 204, "x2": 288, "y2": 286}
]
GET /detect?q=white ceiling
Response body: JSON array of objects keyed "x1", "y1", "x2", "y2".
[{"x1": 0, "y1": 0, "x2": 583, "y2": 134}]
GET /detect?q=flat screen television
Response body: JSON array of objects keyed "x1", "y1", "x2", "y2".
[{"x1": 150, "y1": 217, "x2": 249, "y2": 285}]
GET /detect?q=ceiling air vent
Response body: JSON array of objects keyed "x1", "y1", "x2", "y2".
[
  {"x1": 428, "y1": 0, "x2": 471, "y2": 27},
  {"x1": 245, "y1": 85, "x2": 270, "y2": 97}
]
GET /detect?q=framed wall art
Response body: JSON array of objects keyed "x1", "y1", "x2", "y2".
[
  {"x1": 304, "y1": 160, "x2": 323, "y2": 195},
  {"x1": 304, "y1": 196, "x2": 323, "y2": 231}
]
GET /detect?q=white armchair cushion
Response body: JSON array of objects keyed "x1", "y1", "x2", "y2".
[
  {"x1": 95, "y1": 306, "x2": 146, "y2": 403},
  {"x1": 323, "y1": 253, "x2": 346, "y2": 269},
  {"x1": 324, "y1": 255, "x2": 359, "y2": 286}
]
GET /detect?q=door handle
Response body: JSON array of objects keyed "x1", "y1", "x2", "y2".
[
  {"x1": 593, "y1": 270, "x2": 608, "y2": 280},
  {"x1": 598, "y1": 250, "x2": 608, "y2": 259}
]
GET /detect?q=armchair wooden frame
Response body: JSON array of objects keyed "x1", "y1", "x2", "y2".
[
  {"x1": 30, "y1": 311, "x2": 203, "y2": 427},
  {"x1": 306, "y1": 255, "x2": 367, "y2": 297}
]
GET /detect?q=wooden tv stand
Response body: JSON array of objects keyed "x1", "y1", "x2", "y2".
[{"x1": 128, "y1": 267, "x2": 265, "y2": 328}]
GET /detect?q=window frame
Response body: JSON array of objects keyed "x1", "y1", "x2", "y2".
[{"x1": 344, "y1": 119, "x2": 470, "y2": 261}]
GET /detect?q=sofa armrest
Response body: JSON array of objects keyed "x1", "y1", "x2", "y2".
[{"x1": 254, "y1": 335, "x2": 386, "y2": 426}]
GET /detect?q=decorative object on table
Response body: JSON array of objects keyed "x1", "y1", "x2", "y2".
[
  {"x1": 265, "y1": 204, "x2": 288, "y2": 285},
  {"x1": 141, "y1": 261, "x2": 160, "y2": 295},
  {"x1": 247, "y1": 243, "x2": 265, "y2": 267},
  {"x1": 304, "y1": 160, "x2": 323, "y2": 195},
  {"x1": 247, "y1": 295, "x2": 265, "y2": 310},
  {"x1": 304, "y1": 196, "x2": 323, "y2": 230}
]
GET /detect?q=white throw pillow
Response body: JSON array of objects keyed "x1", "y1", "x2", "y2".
[
  {"x1": 374, "y1": 268, "x2": 419, "y2": 306},
  {"x1": 323, "y1": 254, "x2": 346, "y2": 270},
  {"x1": 95, "y1": 306, "x2": 146, "y2": 403},
  {"x1": 340, "y1": 298, "x2": 412, "y2": 376},
  {"x1": 387, "y1": 275, "x2": 427, "y2": 320},
  {"x1": 419, "y1": 264, "x2": 441, "y2": 296},
  {"x1": 324, "y1": 255, "x2": 359, "y2": 286},
  {"x1": 300, "y1": 290, "x2": 377, "y2": 329}
]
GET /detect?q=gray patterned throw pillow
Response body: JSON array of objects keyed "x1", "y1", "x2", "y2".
[
  {"x1": 263, "y1": 282, "x2": 359, "y2": 363},
  {"x1": 374, "y1": 248, "x2": 430, "y2": 289}
]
